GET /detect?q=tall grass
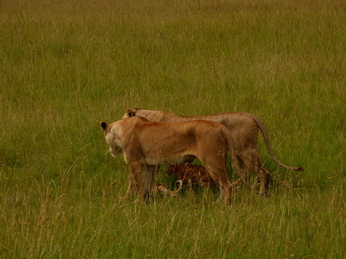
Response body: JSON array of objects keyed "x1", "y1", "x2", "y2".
[{"x1": 0, "y1": 0, "x2": 345, "y2": 257}]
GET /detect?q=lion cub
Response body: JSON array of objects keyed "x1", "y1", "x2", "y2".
[{"x1": 166, "y1": 163, "x2": 215, "y2": 187}]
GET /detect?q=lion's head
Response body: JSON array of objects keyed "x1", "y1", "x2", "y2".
[{"x1": 100, "y1": 121, "x2": 123, "y2": 157}]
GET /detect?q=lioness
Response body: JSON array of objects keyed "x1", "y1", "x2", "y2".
[
  {"x1": 101, "y1": 116, "x2": 238, "y2": 203},
  {"x1": 122, "y1": 108, "x2": 303, "y2": 191}
]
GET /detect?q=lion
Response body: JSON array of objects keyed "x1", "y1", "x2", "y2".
[
  {"x1": 154, "y1": 181, "x2": 183, "y2": 197},
  {"x1": 122, "y1": 108, "x2": 304, "y2": 192},
  {"x1": 101, "y1": 116, "x2": 239, "y2": 203},
  {"x1": 166, "y1": 163, "x2": 215, "y2": 187},
  {"x1": 161, "y1": 164, "x2": 242, "y2": 196}
]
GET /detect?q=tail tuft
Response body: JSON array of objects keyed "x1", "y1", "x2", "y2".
[{"x1": 295, "y1": 167, "x2": 304, "y2": 172}]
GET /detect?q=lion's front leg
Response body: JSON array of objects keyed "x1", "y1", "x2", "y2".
[
  {"x1": 128, "y1": 163, "x2": 156, "y2": 202},
  {"x1": 126, "y1": 162, "x2": 144, "y2": 202},
  {"x1": 121, "y1": 173, "x2": 137, "y2": 201},
  {"x1": 141, "y1": 165, "x2": 156, "y2": 201}
]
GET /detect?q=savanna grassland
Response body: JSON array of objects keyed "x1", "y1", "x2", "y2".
[{"x1": 0, "y1": 0, "x2": 345, "y2": 257}]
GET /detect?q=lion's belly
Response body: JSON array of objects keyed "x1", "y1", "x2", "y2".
[{"x1": 145, "y1": 153, "x2": 195, "y2": 166}]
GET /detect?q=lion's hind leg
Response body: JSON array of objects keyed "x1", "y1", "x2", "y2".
[
  {"x1": 244, "y1": 148, "x2": 270, "y2": 196},
  {"x1": 201, "y1": 159, "x2": 232, "y2": 204},
  {"x1": 230, "y1": 149, "x2": 253, "y2": 191}
]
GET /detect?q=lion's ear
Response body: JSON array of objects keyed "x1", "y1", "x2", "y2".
[
  {"x1": 126, "y1": 109, "x2": 136, "y2": 117},
  {"x1": 100, "y1": 121, "x2": 108, "y2": 131}
]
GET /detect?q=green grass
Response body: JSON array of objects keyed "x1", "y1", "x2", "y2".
[{"x1": 0, "y1": 0, "x2": 345, "y2": 257}]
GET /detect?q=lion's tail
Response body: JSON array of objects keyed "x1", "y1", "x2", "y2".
[{"x1": 249, "y1": 114, "x2": 304, "y2": 172}]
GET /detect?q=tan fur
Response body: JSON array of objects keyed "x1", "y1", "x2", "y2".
[
  {"x1": 123, "y1": 108, "x2": 304, "y2": 195},
  {"x1": 166, "y1": 163, "x2": 214, "y2": 187},
  {"x1": 101, "y1": 117, "x2": 237, "y2": 203},
  {"x1": 155, "y1": 181, "x2": 183, "y2": 196}
]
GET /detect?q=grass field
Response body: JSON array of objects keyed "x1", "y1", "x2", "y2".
[{"x1": 0, "y1": 0, "x2": 345, "y2": 257}]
